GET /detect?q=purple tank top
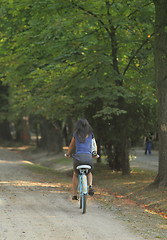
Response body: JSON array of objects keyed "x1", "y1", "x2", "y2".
[{"x1": 74, "y1": 133, "x2": 92, "y2": 154}]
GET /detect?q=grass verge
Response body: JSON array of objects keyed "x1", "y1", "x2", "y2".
[{"x1": 93, "y1": 163, "x2": 167, "y2": 219}]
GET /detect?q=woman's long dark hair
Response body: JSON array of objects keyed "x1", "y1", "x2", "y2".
[{"x1": 75, "y1": 119, "x2": 93, "y2": 143}]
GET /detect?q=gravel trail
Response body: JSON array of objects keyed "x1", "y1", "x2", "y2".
[{"x1": 0, "y1": 147, "x2": 144, "y2": 240}]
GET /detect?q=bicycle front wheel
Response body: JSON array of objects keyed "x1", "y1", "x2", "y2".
[{"x1": 82, "y1": 193, "x2": 87, "y2": 214}]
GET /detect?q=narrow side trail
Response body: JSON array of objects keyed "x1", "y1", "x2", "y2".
[
  {"x1": 130, "y1": 148, "x2": 158, "y2": 172},
  {"x1": 0, "y1": 147, "x2": 144, "y2": 240}
]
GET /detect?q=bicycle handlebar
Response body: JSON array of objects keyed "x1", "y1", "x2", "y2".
[{"x1": 65, "y1": 153, "x2": 100, "y2": 158}]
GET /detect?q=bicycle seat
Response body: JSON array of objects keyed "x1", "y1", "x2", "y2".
[{"x1": 76, "y1": 165, "x2": 91, "y2": 170}]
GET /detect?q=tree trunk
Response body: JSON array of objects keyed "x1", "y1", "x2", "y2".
[
  {"x1": 114, "y1": 104, "x2": 130, "y2": 174},
  {"x1": 105, "y1": 143, "x2": 114, "y2": 169},
  {"x1": 109, "y1": 24, "x2": 130, "y2": 174},
  {"x1": 15, "y1": 117, "x2": 30, "y2": 144},
  {"x1": 0, "y1": 120, "x2": 12, "y2": 141},
  {"x1": 113, "y1": 146, "x2": 121, "y2": 171},
  {"x1": 113, "y1": 127, "x2": 130, "y2": 174},
  {"x1": 39, "y1": 118, "x2": 63, "y2": 153},
  {"x1": 120, "y1": 128, "x2": 130, "y2": 175},
  {"x1": 63, "y1": 117, "x2": 75, "y2": 146},
  {"x1": 153, "y1": 0, "x2": 167, "y2": 187}
]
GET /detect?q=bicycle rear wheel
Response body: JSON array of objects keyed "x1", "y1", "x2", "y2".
[{"x1": 82, "y1": 194, "x2": 87, "y2": 214}]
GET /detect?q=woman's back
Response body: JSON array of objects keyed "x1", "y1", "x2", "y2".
[{"x1": 74, "y1": 133, "x2": 92, "y2": 154}]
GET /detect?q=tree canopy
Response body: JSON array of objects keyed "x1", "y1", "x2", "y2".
[{"x1": 0, "y1": 0, "x2": 157, "y2": 173}]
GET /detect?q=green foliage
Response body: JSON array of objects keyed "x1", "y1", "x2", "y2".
[{"x1": 0, "y1": 0, "x2": 157, "y2": 157}]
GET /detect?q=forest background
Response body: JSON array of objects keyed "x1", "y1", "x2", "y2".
[{"x1": 0, "y1": 0, "x2": 166, "y2": 186}]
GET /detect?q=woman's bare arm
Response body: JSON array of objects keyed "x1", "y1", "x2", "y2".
[{"x1": 66, "y1": 137, "x2": 75, "y2": 156}]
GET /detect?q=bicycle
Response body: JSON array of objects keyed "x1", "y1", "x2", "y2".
[
  {"x1": 76, "y1": 164, "x2": 91, "y2": 214},
  {"x1": 65, "y1": 154, "x2": 96, "y2": 214}
]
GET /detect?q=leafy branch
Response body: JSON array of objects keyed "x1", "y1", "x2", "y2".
[
  {"x1": 71, "y1": 1, "x2": 111, "y2": 35},
  {"x1": 123, "y1": 32, "x2": 155, "y2": 76},
  {"x1": 127, "y1": 1, "x2": 154, "y2": 19}
]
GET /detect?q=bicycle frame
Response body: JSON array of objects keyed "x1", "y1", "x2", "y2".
[{"x1": 77, "y1": 165, "x2": 91, "y2": 214}]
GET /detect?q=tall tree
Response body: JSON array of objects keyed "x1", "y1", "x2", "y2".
[
  {"x1": 153, "y1": 0, "x2": 167, "y2": 187},
  {"x1": 0, "y1": 81, "x2": 12, "y2": 141},
  {"x1": 60, "y1": 0, "x2": 155, "y2": 174}
]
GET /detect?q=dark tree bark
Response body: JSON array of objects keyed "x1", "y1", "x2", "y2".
[
  {"x1": 0, "y1": 81, "x2": 12, "y2": 142},
  {"x1": 153, "y1": 0, "x2": 167, "y2": 187},
  {"x1": 15, "y1": 117, "x2": 30, "y2": 144},
  {"x1": 120, "y1": 127, "x2": 130, "y2": 175},
  {"x1": 63, "y1": 117, "x2": 75, "y2": 146},
  {"x1": 0, "y1": 120, "x2": 12, "y2": 141},
  {"x1": 39, "y1": 118, "x2": 63, "y2": 153}
]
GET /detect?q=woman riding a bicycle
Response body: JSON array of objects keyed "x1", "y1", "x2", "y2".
[{"x1": 65, "y1": 118, "x2": 95, "y2": 200}]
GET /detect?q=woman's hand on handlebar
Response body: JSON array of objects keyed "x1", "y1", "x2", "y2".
[
  {"x1": 92, "y1": 154, "x2": 100, "y2": 159},
  {"x1": 65, "y1": 153, "x2": 70, "y2": 158}
]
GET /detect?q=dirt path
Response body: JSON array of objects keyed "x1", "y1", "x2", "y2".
[{"x1": 0, "y1": 147, "x2": 145, "y2": 240}]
